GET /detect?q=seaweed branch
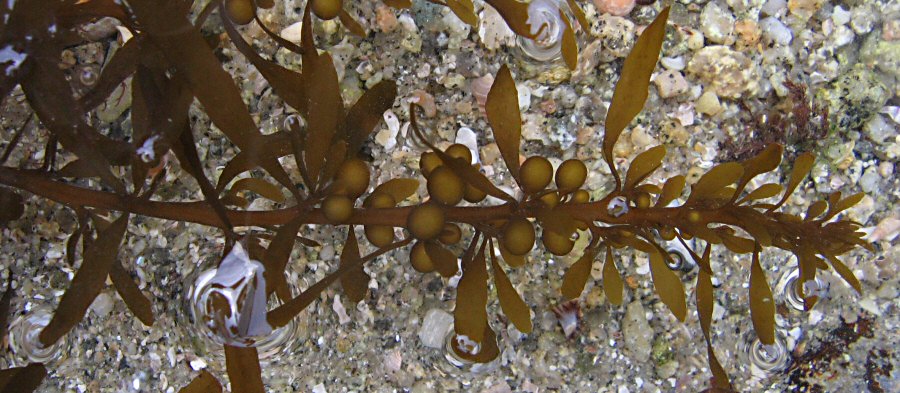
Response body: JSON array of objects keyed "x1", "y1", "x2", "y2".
[{"x1": 0, "y1": 1, "x2": 874, "y2": 391}]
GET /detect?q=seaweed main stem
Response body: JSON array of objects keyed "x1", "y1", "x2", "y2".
[{"x1": 0, "y1": 165, "x2": 659, "y2": 229}]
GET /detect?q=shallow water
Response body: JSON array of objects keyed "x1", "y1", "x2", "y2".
[{"x1": 1, "y1": 0, "x2": 897, "y2": 392}]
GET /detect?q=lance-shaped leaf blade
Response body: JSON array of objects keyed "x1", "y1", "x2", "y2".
[
  {"x1": 716, "y1": 229, "x2": 755, "y2": 254},
  {"x1": 565, "y1": 0, "x2": 590, "y2": 31},
  {"x1": 79, "y1": 37, "x2": 141, "y2": 111},
  {"x1": 772, "y1": 152, "x2": 815, "y2": 211},
  {"x1": 737, "y1": 183, "x2": 783, "y2": 205},
  {"x1": 425, "y1": 241, "x2": 460, "y2": 278},
  {"x1": 338, "y1": 9, "x2": 366, "y2": 37},
  {"x1": 697, "y1": 267, "x2": 733, "y2": 390},
  {"x1": 624, "y1": 145, "x2": 667, "y2": 191},
  {"x1": 40, "y1": 214, "x2": 130, "y2": 345},
  {"x1": 823, "y1": 192, "x2": 865, "y2": 221},
  {"x1": 225, "y1": 178, "x2": 286, "y2": 204},
  {"x1": 222, "y1": 16, "x2": 307, "y2": 113},
  {"x1": 561, "y1": 248, "x2": 597, "y2": 300},
  {"x1": 603, "y1": 7, "x2": 670, "y2": 189},
  {"x1": 804, "y1": 200, "x2": 828, "y2": 221},
  {"x1": 263, "y1": 216, "x2": 305, "y2": 300},
  {"x1": 301, "y1": 53, "x2": 343, "y2": 188},
  {"x1": 215, "y1": 134, "x2": 292, "y2": 193},
  {"x1": 129, "y1": 0, "x2": 267, "y2": 162},
  {"x1": 648, "y1": 244, "x2": 687, "y2": 321},
  {"x1": 340, "y1": 227, "x2": 369, "y2": 303},
  {"x1": 489, "y1": 245, "x2": 532, "y2": 333},
  {"x1": 22, "y1": 51, "x2": 127, "y2": 193},
  {"x1": 655, "y1": 175, "x2": 685, "y2": 208},
  {"x1": 733, "y1": 144, "x2": 783, "y2": 202},
  {"x1": 485, "y1": 65, "x2": 522, "y2": 182},
  {"x1": 372, "y1": 179, "x2": 419, "y2": 203},
  {"x1": 602, "y1": 247, "x2": 624, "y2": 305},
  {"x1": 824, "y1": 253, "x2": 862, "y2": 294},
  {"x1": 343, "y1": 80, "x2": 398, "y2": 154},
  {"x1": 109, "y1": 261, "x2": 155, "y2": 326},
  {"x1": 749, "y1": 248, "x2": 776, "y2": 345},
  {"x1": 687, "y1": 163, "x2": 744, "y2": 204},
  {"x1": 560, "y1": 11, "x2": 577, "y2": 70},
  {"x1": 454, "y1": 242, "x2": 488, "y2": 344}
]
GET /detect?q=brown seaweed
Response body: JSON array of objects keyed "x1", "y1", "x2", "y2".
[{"x1": 0, "y1": 1, "x2": 875, "y2": 391}]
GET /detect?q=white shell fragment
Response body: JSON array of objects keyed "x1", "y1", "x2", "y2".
[
  {"x1": 136, "y1": 135, "x2": 160, "y2": 163},
  {"x1": 455, "y1": 127, "x2": 480, "y2": 164}
]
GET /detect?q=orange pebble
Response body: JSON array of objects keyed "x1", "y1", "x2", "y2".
[{"x1": 593, "y1": 0, "x2": 636, "y2": 17}]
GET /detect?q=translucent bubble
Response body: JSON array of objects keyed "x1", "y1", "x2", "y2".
[
  {"x1": 440, "y1": 329, "x2": 500, "y2": 375},
  {"x1": 740, "y1": 329, "x2": 790, "y2": 378},
  {"x1": 283, "y1": 113, "x2": 305, "y2": 132},
  {"x1": 516, "y1": 0, "x2": 566, "y2": 62},
  {"x1": 79, "y1": 65, "x2": 99, "y2": 87},
  {"x1": 9, "y1": 305, "x2": 68, "y2": 364},
  {"x1": 607, "y1": 196, "x2": 629, "y2": 217},
  {"x1": 185, "y1": 243, "x2": 299, "y2": 360},
  {"x1": 775, "y1": 265, "x2": 828, "y2": 312}
]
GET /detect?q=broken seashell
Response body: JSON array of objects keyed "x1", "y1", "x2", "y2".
[
  {"x1": 470, "y1": 73, "x2": 495, "y2": 113},
  {"x1": 552, "y1": 299, "x2": 582, "y2": 338}
]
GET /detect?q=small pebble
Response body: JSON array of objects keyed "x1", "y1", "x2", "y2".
[
  {"x1": 418, "y1": 308, "x2": 453, "y2": 349},
  {"x1": 863, "y1": 115, "x2": 894, "y2": 145},
  {"x1": 630, "y1": 126, "x2": 655, "y2": 148},
  {"x1": 831, "y1": 5, "x2": 851, "y2": 25},
  {"x1": 687, "y1": 45, "x2": 758, "y2": 98},
  {"x1": 90, "y1": 292, "x2": 114, "y2": 317},
  {"x1": 622, "y1": 301, "x2": 653, "y2": 363},
  {"x1": 858, "y1": 167, "x2": 881, "y2": 193},
  {"x1": 695, "y1": 91, "x2": 723, "y2": 116},
  {"x1": 759, "y1": 17, "x2": 792, "y2": 45},
  {"x1": 653, "y1": 70, "x2": 689, "y2": 99},
  {"x1": 479, "y1": 4, "x2": 516, "y2": 50},
  {"x1": 660, "y1": 56, "x2": 685, "y2": 71},
  {"x1": 383, "y1": 350, "x2": 402, "y2": 372},
  {"x1": 877, "y1": 161, "x2": 893, "y2": 178},
  {"x1": 788, "y1": 0, "x2": 824, "y2": 21},
  {"x1": 734, "y1": 20, "x2": 761, "y2": 48},
  {"x1": 593, "y1": 14, "x2": 636, "y2": 61},
  {"x1": 761, "y1": 0, "x2": 787, "y2": 17},
  {"x1": 700, "y1": 2, "x2": 735, "y2": 45},
  {"x1": 280, "y1": 21, "x2": 303, "y2": 43},
  {"x1": 884, "y1": 19, "x2": 900, "y2": 41},
  {"x1": 593, "y1": 0, "x2": 636, "y2": 17},
  {"x1": 869, "y1": 215, "x2": 900, "y2": 242},
  {"x1": 376, "y1": 5, "x2": 398, "y2": 33}
]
